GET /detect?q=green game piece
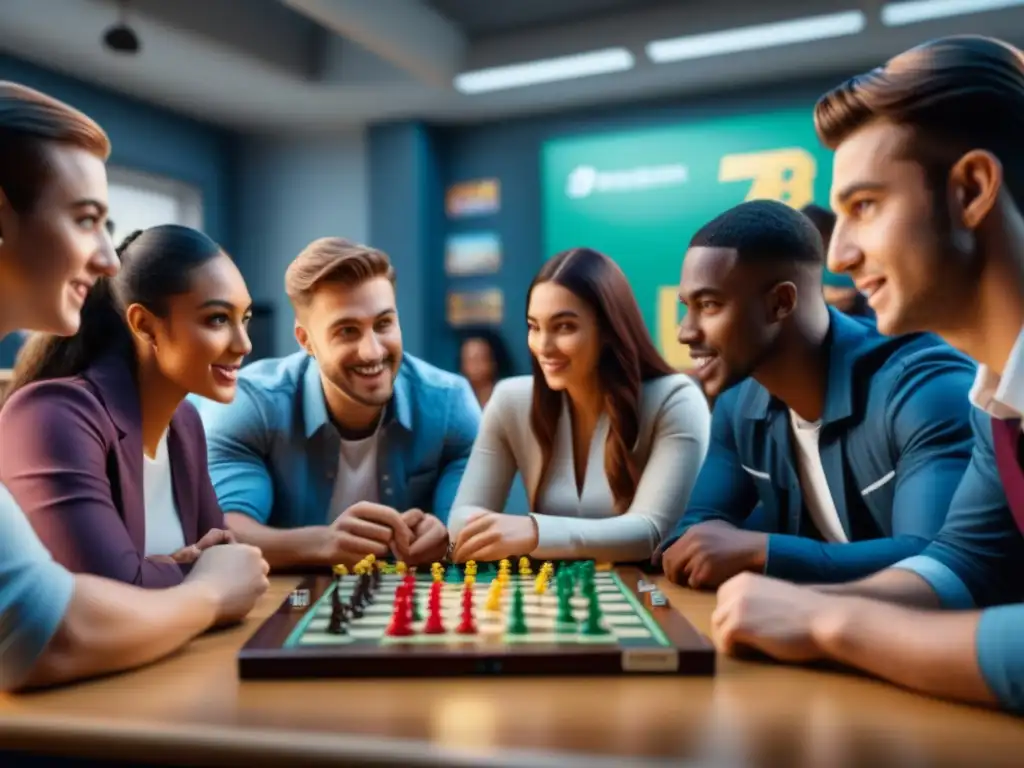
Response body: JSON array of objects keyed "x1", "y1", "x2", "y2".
[
  {"x1": 581, "y1": 589, "x2": 609, "y2": 635},
  {"x1": 555, "y1": 591, "x2": 576, "y2": 628},
  {"x1": 445, "y1": 564, "x2": 462, "y2": 584},
  {"x1": 506, "y1": 584, "x2": 528, "y2": 635}
]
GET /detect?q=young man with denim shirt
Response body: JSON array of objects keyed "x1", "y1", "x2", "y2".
[
  {"x1": 710, "y1": 35, "x2": 1024, "y2": 715},
  {"x1": 195, "y1": 238, "x2": 480, "y2": 568},
  {"x1": 658, "y1": 199, "x2": 981, "y2": 589}
]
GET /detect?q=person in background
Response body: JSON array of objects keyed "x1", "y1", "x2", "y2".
[
  {"x1": 447, "y1": 247, "x2": 711, "y2": 563},
  {"x1": 711, "y1": 35, "x2": 1024, "y2": 714},
  {"x1": 457, "y1": 326, "x2": 514, "y2": 407},
  {"x1": 0, "y1": 80, "x2": 267, "y2": 691},
  {"x1": 195, "y1": 238, "x2": 479, "y2": 568},
  {"x1": 0, "y1": 225, "x2": 254, "y2": 587},
  {"x1": 657, "y1": 199, "x2": 981, "y2": 589},
  {"x1": 801, "y1": 203, "x2": 874, "y2": 320}
]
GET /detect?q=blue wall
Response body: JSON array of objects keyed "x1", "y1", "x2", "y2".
[
  {"x1": 0, "y1": 55, "x2": 236, "y2": 251},
  {"x1": 371, "y1": 75, "x2": 851, "y2": 375}
]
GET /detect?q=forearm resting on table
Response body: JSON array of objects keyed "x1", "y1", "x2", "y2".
[
  {"x1": 20, "y1": 574, "x2": 218, "y2": 690},
  {"x1": 812, "y1": 568, "x2": 941, "y2": 608},
  {"x1": 814, "y1": 597, "x2": 997, "y2": 709},
  {"x1": 226, "y1": 512, "x2": 326, "y2": 568}
]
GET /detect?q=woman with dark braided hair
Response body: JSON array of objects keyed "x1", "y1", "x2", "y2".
[
  {"x1": 0, "y1": 224, "x2": 254, "y2": 587},
  {"x1": 447, "y1": 247, "x2": 710, "y2": 563}
]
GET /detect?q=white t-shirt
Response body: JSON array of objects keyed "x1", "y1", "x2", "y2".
[
  {"x1": 327, "y1": 434, "x2": 380, "y2": 522},
  {"x1": 788, "y1": 409, "x2": 849, "y2": 543},
  {"x1": 142, "y1": 431, "x2": 186, "y2": 556}
]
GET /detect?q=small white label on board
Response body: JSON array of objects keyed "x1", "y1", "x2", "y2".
[
  {"x1": 622, "y1": 649, "x2": 679, "y2": 672},
  {"x1": 637, "y1": 580, "x2": 657, "y2": 593}
]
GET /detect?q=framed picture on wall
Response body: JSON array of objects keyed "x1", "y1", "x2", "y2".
[
  {"x1": 447, "y1": 289, "x2": 504, "y2": 327},
  {"x1": 445, "y1": 232, "x2": 502, "y2": 276},
  {"x1": 445, "y1": 178, "x2": 500, "y2": 218}
]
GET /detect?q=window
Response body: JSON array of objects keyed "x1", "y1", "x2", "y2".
[{"x1": 106, "y1": 167, "x2": 203, "y2": 243}]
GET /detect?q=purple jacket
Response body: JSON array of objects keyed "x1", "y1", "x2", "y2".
[{"x1": 0, "y1": 352, "x2": 225, "y2": 587}]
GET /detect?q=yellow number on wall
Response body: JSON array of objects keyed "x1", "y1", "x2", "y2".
[{"x1": 718, "y1": 148, "x2": 816, "y2": 210}]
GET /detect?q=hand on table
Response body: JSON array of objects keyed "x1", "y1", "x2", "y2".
[
  {"x1": 451, "y1": 512, "x2": 538, "y2": 562},
  {"x1": 151, "y1": 528, "x2": 237, "y2": 566},
  {"x1": 324, "y1": 501, "x2": 414, "y2": 566},
  {"x1": 399, "y1": 508, "x2": 449, "y2": 565},
  {"x1": 712, "y1": 572, "x2": 834, "y2": 663},
  {"x1": 185, "y1": 543, "x2": 270, "y2": 626},
  {"x1": 662, "y1": 521, "x2": 768, "y2": 589}
]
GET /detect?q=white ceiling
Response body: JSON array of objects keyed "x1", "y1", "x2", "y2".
[{"x1": 1, "y1": 0, "x2": 1023, "y2": 134}]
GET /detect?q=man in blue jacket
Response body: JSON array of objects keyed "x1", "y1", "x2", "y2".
[
  {"x1": 659, "y1": 198, "x2": 990, "y2": 588},
  {"x1": 709, "y1": 35, "x2": 1024, "y2": 715}
]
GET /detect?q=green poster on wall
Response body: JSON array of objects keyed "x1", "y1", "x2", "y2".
[{"x1": 541, "y1": 105, "x2": 836, "y2": 369}]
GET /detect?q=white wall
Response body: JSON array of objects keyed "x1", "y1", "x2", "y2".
[{"x1": 234, "y1": 130, "x2": 369, "y2": 357}]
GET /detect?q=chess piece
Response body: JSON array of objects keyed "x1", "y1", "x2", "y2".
[
  {"x1": 507, "y1": 584, "x2": 528, "y2": 635},
  {"x1": 581, "y1": 588, "x2": 608, "y2": 635}
]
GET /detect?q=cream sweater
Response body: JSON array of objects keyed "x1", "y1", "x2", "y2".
[{"x1": 448, "y1": 374, "x2": 711, "y2": 561}]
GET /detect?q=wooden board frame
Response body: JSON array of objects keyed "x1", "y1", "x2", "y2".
[{"x1": 238, "y1": 568, "x2": 715, "y2": 679}]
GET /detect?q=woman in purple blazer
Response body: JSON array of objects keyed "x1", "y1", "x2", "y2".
[{"x1": 0, "y1": 225, "x2": 253, "y2": 587}]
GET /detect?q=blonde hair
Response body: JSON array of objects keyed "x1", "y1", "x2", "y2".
[{"x1": 284, "y1": 237, "x2": 395, "y2": 310}]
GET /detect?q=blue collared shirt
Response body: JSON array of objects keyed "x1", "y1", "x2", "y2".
[
  {"x1": 663, "y1": 309, "x2": 981, "y2": 583},
  {"x1": 192, "y1": 351, "x2": 481, "y2": 528},
  {"x1": 893, "y1": 325, "x2": 1024, "y2": 714}
]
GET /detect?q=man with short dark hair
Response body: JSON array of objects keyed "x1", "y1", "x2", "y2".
[
  {"x1": 658, "y1": 199, "x2": 986, "y2": 589},
  {"x1": 710, "y1": 35, "x2": 1024, "y2": 714},
  {"x1": 0, "y1": 81, "x2": 269, "y2": 691},
  {"x1": 196, "y1": 237, "x2": 481, "y2": 568}
]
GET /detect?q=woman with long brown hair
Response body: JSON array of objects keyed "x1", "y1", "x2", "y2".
[{"x1": 447, "y1": 247, "x2": 710, "y2": 562}]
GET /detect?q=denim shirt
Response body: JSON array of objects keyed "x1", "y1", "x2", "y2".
[{"x1": 192, "y1": 351, "x2": 481, "y2": 528}]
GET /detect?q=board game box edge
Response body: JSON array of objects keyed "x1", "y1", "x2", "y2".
[{"x1": 237, "y1": 566, "x2": 715, "y2": 679}]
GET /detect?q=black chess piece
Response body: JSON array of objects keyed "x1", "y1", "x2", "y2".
[
  {"x1": 359, "y1": 572, "x2": 374, "y2": 603},
  {"x1": 327, "y1": 604, "x2": 348, "y2": 634}
]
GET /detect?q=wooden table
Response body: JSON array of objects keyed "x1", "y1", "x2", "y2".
[{"x1": 0, "y1": 575, "x2": 1021, "y2": 767}]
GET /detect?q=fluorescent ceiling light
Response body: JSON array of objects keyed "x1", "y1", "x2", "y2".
[
  {"x1": 881, "y1": 0, "x2": 1024, "y2": 26},
  {"x1": 646, "y1": 11, "x2": 867, "y2": 63},
  {"x1": 454, "y1": 48, "x2": 634, "y2": 94}
]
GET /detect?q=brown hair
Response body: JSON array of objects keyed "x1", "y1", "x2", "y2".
[
  {"x1": 528, "y1": 248, "x2": 677, "y2": 513},
  {"x1": 285, "y1": 237, "x2": 395, "y2": 311},
  {"x1": 814, "y1": 35, "x2": 1024, "y2": 203},
  {"x1": 0, "y1": 81, "x2": 110, "y2": 213}
]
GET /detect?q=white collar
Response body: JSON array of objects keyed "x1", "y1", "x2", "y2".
[{"x1": 969, "y1": 325, "x2": 1024, "y2": 420}]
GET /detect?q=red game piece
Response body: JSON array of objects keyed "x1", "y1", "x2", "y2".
[
  {"x1": 455, "y1": 604, "x2": 476, "y2": 634},
  {"x1": 385, "y1": 594, "x2": 414, "y2": 636},
  {"x1": 423, "y1": 597, "x2": 445, "y2": 634}
]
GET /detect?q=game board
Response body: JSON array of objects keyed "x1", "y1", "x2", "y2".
[{"x1": 238, "y1": 559, "x2": 715, "y2": 679}]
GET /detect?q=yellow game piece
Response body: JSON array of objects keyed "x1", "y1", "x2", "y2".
[
  {"x1": 365, "y1": 554, "x2": 376, "y2": 564},
  {"x1": 534, "y1": 574, "x2": 548, "y2": 595},
  {"x1": 395, "y1": 561, "x2": 407, "y2": 575},
  {"x1": 497, "y1": 570, "x2": 510, "y2": 585},
  {"x1": 464, "y1": 574, "x2": 476, "y2": 588},
  {"x1": 332, "y1": 564, "x2": 348, "y2": 576},
  {"x1": 499, "y1": 558, "x2": 511, "y2": 570},
  {"x1": 485, "y1": 591, "x2": 502, "y2": 611}
]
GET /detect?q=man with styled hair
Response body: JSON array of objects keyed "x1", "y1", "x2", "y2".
[
  {"x1": 711, "y1": 36, "x2": 1024, "y2": 714},
  {"x1": 196, "y1": 237, "x2": 480, "y2": 568},
  {"x1": 0, "y1": 81, "x2": 269, "y2": 691}
]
